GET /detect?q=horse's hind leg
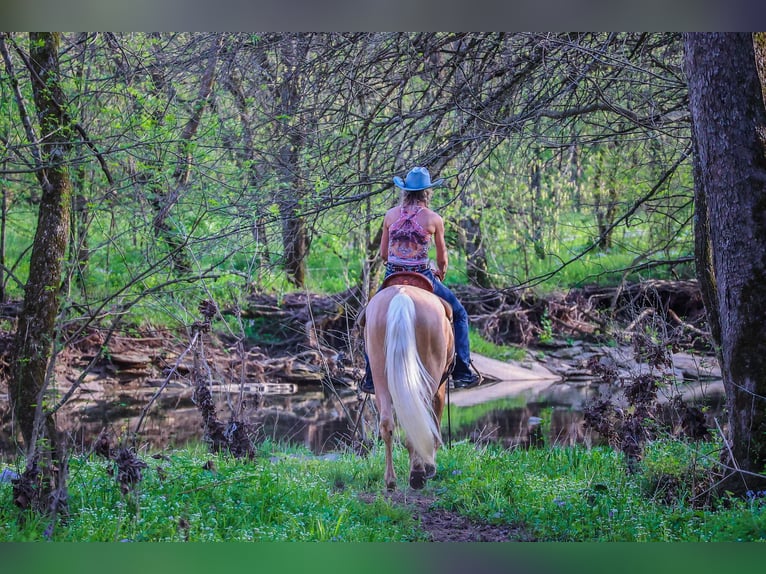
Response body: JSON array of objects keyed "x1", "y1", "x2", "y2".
[
  {"x1": 424, "y1": 383, "x2": 447, "y2": 480},
  {"x1": 380, "y1": 415, "x2": 397, "y2": 491},
  {"x1": 406, "y1": 441, "x2": 429, "y2": 490},
  {"x1": 409, "y1": 463, "x2": 427, "y2": 490},
  {"x1": 410, "y1": 469, "x2": 427, "y2": 489},
  {"x1": 415, "y1": 445, "x2": 436, "y2": 483}
]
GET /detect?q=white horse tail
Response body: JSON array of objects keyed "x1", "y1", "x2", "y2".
[{"x1": 385, "y1": 291, "x2": 440, "y2": 462}]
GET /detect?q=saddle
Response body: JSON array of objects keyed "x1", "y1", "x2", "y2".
[
  {"x1": 380, "y1": 271, "x2": 434, "y2": 292},
  {"x1": 369, "y1": 271, "x2": 453, "y2": 323}
]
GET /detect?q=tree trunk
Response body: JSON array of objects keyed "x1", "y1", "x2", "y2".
[
  {"x1": 685, "y1": 32, "x2": 766, "y2": 496},
  {"x1": 459, "y1": 207, "x2": 491, "y2": 288},
  {"x1": 0, "y1": 160, "x2": 7, "y2": 302},
  {"x1": 530, "y1": 157, "x2": 545, "y2": 260},
  {"x1": 754, "y1": 33, "x2": 766, "y2": 106},
  {"x1": 275, "y1": 36, "x2": 311, "y2": 288},
  {"x1": 278, "y1": 133, "x2": 310, "y2": 288},
  {"x1": 69, "y1": 164, "x2": 90, "y2": 297},
  {"x1": 569, "y1": 142, "x2": 582, "y2": 210},
  {"x1": 281, "y1": 199, "x2": 310, "y2": 288},
  {"x1": 593, "y1": 149, "x2": 618, "y2": 251},
  {"x1": 150, "y1": 34, "x2": 224, "y2": 273},
  {"x1": 9, "y1": 32, "x2": 72, "y2": 514},
  {"x1": 222, "y1": 67, "x2": 271, "y2": 285}
]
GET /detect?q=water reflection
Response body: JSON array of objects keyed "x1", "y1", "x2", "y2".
[
  {"x1": 444, "y1": 379, "x2": 726, "y2": 450},
  {"x1": 0, "y1": 378, "x2": 726, "y2": 459},
  {"x1": 45, "y1": 385, "x2": 364, "y2": 456},
  {"x1": 446, "y1": 399, "x2": 594, "y2": 450}
]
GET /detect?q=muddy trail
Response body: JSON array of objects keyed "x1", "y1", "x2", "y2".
[{"x1": 357, "y1": 490, "x2": 534, "y2": 542}]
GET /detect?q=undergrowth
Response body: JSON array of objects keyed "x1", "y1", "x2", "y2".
[
  {"x1": 2, "y1": 436, "x2": 765, "y2": 542},
  {"x1": 432, "y1": 440, "x2": 766, "y2": 542}
]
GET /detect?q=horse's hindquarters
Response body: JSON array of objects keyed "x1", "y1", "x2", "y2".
[{"x1": 365, "y1": 285, "x2": 453, "y2": 490}]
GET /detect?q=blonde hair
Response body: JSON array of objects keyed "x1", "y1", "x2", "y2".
[{"x1": 401, "y1": 187, "x2": 432, "y2": 206}]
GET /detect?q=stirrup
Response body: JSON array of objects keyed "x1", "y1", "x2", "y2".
[
  {"x1": 451, "y1": 372, "x2": 480, "y2": 390},
  {"x1": 359, "y1": 375, "x2": 375, "y2": 394}
]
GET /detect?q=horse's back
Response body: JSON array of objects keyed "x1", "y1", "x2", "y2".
[
  {"x1": 367, "y1": 285, "x2": 449, "y2": 333},
  {"x1": 365, "y1": 285, "x2": 453, "y2": 375}
]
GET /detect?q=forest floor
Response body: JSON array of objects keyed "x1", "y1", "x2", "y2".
[{"x1": 1, "y1": 329, "x2": 540, "y2": 541}]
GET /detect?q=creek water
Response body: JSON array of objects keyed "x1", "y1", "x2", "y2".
[{"x1": 0, "y1": 373, "x2": 725, "y2": 460}]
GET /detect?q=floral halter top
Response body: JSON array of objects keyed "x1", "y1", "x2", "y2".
[{"x1": 387, "y1": 205, "x2": 431, "y2": 267}]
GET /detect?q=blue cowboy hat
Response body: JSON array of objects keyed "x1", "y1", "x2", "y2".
[{"x1": 392, "y1": 166, "x2": 444, "y2": 191}]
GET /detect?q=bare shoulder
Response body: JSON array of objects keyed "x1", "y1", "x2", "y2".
[
  {"x1": 383, "y1": 206, "x2": 400, "y2": 225},
  {"x1": 413, "y1": 207, "x2": 440, "y2": 233},
  {"x1": 425, "y1": 208, "x2": 444, "y2": 227}
]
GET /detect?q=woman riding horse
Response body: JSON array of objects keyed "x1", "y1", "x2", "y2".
[
  {"x1": 361, "y1": 166, "x2": 479, "y2": 489},
  {"x1": 360, "y1": 166, "x2": 480, "y2": 393}
]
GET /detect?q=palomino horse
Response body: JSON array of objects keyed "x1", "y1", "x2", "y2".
[{"x1": 364, "y1": 276, "x2": 454, "y2": 490}]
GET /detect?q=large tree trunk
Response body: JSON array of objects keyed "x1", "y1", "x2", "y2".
[
  {"x1": 9, "y1": 32, "x2": 72, "y2": 514},
  {"x1": 755, "y1": 33, "x2": 766, "y2": 106},
  {"x1": 685, "y1": 33, "x2": 766, "y2": 496}
]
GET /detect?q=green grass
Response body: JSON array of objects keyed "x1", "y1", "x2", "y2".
[
  {"x1": 0, "y1": 441, "x2": 423, "y2": 542},
  {"x1": 2, "y1": 438, "x2": 764, "y2": 542},
  {"x1": 468, "y1": 328, "x2": 528, "y2": 362},
  {"x1": 432, "y1": 441, "x2": 765, "y2": 542}
]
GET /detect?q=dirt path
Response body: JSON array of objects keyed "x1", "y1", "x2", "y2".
[
  {"x1": 358, "y1": 490, "x2": 533, "y2": 542},
  {"x1": 351, "y1": 354, "x2": 551, "y2": 541}
]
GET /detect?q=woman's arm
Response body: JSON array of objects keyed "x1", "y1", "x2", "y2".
[
  {"x1": 379, "y1": 214, "x2": 390, "y2": 262},
  {"x1": 433, "y1": 215, "x2": 448, "y2": 280}
]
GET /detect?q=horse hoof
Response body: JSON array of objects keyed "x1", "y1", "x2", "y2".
[
  {"x1": 409, "y1": 470, "x2": 426, "y2": 490},
  {"x1": 425, "y1": 464, "x2": 436, "y2": 479},
  {"x1": 386, "y1": 481, "x2": 397, "y2": 492}
]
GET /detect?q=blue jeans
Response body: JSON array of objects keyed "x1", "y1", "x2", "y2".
[
  {"x1": 410, "y1": 269, "x2": 472, "y2": 376},
  {"x1": 367, "y1": 267, "x2": 472, "y2": 376}
]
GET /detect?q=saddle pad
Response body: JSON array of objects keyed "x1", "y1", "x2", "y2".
[{"x1": 380, "y1": 271, "x2": 434, "y2": 292}]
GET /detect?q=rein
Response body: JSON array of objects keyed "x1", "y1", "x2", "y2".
[
  {"x1": 440, "y1": 356, "x2": 455, "y2": 449},
  {"x1": 446, "y1": 376, "x2": 452, "y2": 449}
]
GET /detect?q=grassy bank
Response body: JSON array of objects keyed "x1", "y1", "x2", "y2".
[{"x1": 2, "y1": 437, "x2": 764, "y2": 542}]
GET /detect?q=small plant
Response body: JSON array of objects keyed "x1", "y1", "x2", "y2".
[
  {"x1": 538, "y1": 308, "x2": 553, "y2": 344},
  {"x1": 583, "y1": 319, "x2": 716, "y2": 491},
  {"x1": 639, "y1": 439, "x2": 719, "y2": 507}
]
